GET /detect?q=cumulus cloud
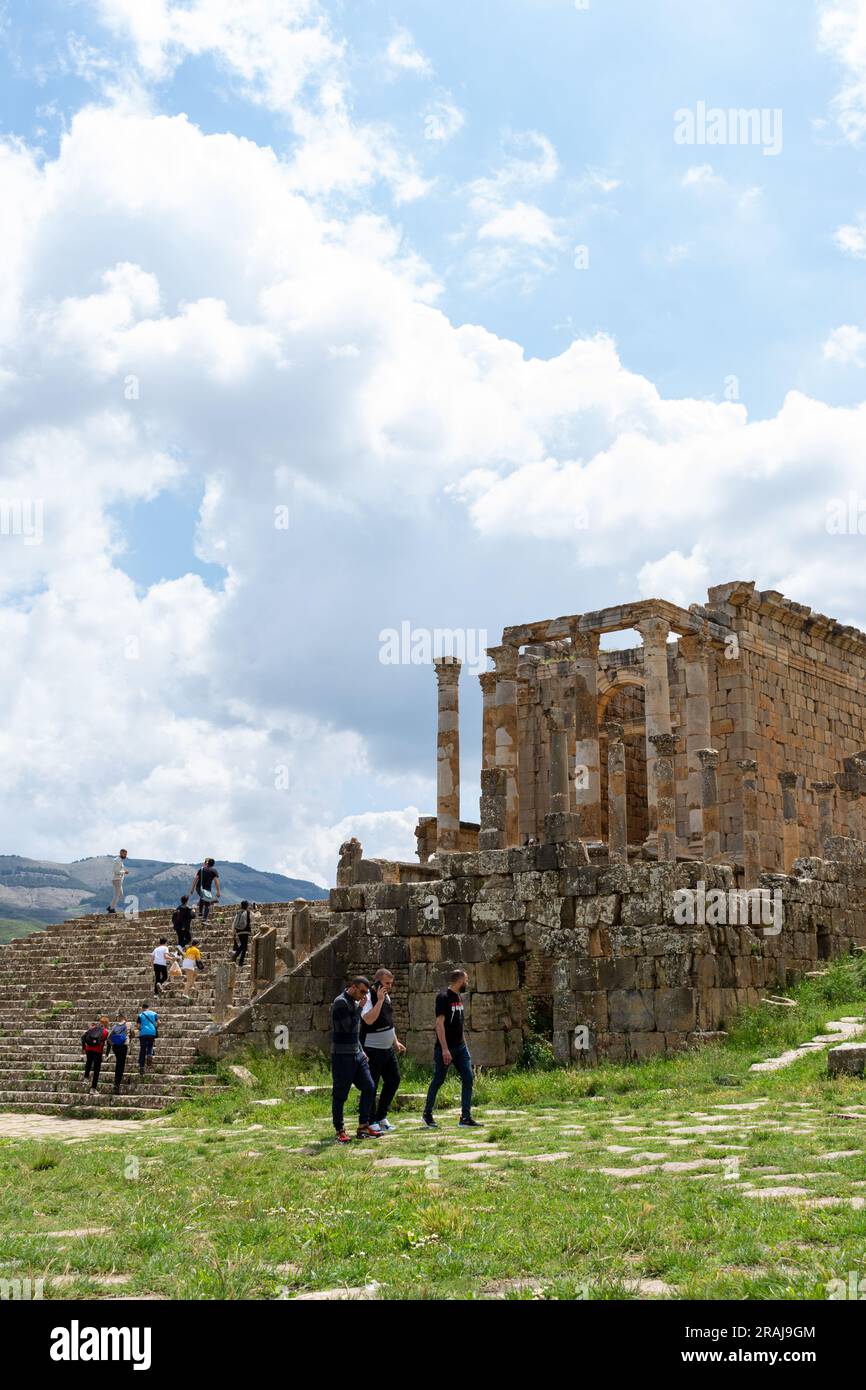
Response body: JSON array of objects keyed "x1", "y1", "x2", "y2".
[
  {"x1": 385, "y1": 28, "x2": 433, "y2": 78},
  {"x1": 818, "y1": 0, "x2": 866, "y2": 140}
]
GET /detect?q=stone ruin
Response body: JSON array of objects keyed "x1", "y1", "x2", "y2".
[{"x1": 201, "y1": 581, "x2": 866, "y2": 1068}]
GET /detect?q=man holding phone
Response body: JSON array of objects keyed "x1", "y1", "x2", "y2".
[
  {"x1": 331, "y1": 976, "x2": 381, "y2": 1143},
  {"x1": 422, "y1": 968, "x2": 481, "y2": 1129},
  {"x1": 360, "y1": 967, "x2": 406, "y2": 1131}
]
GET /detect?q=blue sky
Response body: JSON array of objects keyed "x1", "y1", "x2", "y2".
[{"x1": 2, "y1": 0, "x2": 866, "y2": 881}]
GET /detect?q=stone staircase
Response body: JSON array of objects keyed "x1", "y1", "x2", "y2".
[{"x1": 0, "y1": 905, "x2": 271, "y2": 1117}]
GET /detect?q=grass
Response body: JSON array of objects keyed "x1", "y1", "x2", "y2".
[{"x1": 0, "y1": 958, "x2": 864, "y2": 1300}]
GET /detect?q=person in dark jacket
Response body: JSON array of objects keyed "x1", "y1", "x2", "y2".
[
  {"x1": 330, "y1": 977, "x2": 380, "y2": 1143},
  {"x1": 231, "y1": 901, "x2": 253, "y2": 966},
  {"x1": 360, "y1": 968, "x2": 406, "y2": 1131},
  {"x1": 172, "y1": 895, "x2": 194, "y2": 947}
]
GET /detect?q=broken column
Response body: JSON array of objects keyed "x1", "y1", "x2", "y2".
[
  {"x1": 637, "y1": 615, "x2": 672, "y2": 853},
  {"x1": 737, "y1": 758, "x2": 761, "y2": 886},
  {"x1": 570, "y1": 627, "x2": 602, "y2": 841},
  {"x1": 543, "y1": 705, "x2": 580, "y2": 843},
  {"x1": 697, "y1": 748, "x2": 721, "y2": 861},
  {"x1": 778, "y1": 771, "x2": 799, "y2": 872},
  {"x1": 434, "y1": 656, "x2": 461, "y2": 852},
  {"x1": 679, "y1": 633, "x2": 712, "y2": 852},
  {"x1": 605, "y1": 720, "x2": 628, "y2": 864},
  {"x1": 487, "y1": 643, "x2": 520, "y2": 847},
  {"x1": 811, "y1": 780, "x2": 836, "y2": 854},
  {"x1": 478, "y1": 671, "x2": 497, "y2": 771},
  {"x1": 479, "y1": 767, "x2": 507, "y2": 850},
  {"x1": 650, "y1": 732, "x2": 678, "y2": 863}
]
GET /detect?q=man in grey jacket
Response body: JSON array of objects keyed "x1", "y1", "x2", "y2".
[{"x1": 330, "y1": 977, "x2": 380, "y2": 1144}]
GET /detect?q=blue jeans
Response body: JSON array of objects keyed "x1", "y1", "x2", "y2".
[
  {"x1": 331, "y1": 1052, "x2": 375, "y2": 1131},
  {"x1": 424, "y1": 1041, "x2": 474, "y2": 1119}
]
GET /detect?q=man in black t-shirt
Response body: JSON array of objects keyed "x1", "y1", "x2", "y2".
[
  {"x1": 191, "y1": 858, "x2": 220, "y2": 921},
  {"x1": 422, "y1": 968, "x2": 481, "y2": 1129}
]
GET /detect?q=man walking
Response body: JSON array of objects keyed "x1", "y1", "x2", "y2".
[
  {"x1": 171, "y1": 895, "x2": 194, "y2": 948},
  {"x1": 331, "y1": 976, "x2": 380, "y2": 1144},
  {"x1": 191, "y1": 858, "x2": 220, "y2": 921},
  {"x1": 422, "y1": 968, "x2": 481, "y2": 1129},
  {"x1": 231, "y1": 900, "x2": 253, "y2": 966},
  {"x1": 137, "y1": 1002, "x2": 159, "y2": 1076},
  {"x1": 81, "y1": 1016, "x2": 109, "y2": 1092},
  {"x1": 360, "y1": 968, "x2": 406, "y2": 1132},
  {"x1": 107, "y1": 848, "x2": 129, "y2": 914},
  {"x1": 108, "y1": 1014, "x2": 130, "y2": 1094},
  {"x1": 152, "y1": 937, "x2": 170, "y2": 996}
]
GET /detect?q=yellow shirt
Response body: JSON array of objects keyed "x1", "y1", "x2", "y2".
[{"x1": 182, "y1": 946, "x2": 202, "y2": 970}]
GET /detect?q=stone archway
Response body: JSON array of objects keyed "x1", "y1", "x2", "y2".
[{"x1": 598, "y1": 677, "x2": 649, "y2": 847}]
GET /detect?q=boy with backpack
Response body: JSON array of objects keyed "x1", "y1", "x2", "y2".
[
  {"x1": 137, "y1": 1002, "x2": 159, "y2": 1075},
  {"x1": 81, "y1": 1016, "x2": 109, "y2": 1092},
  {"x1": 171, "y1": 895, "x2": 193, "y2": 948},
  {"x1": 108, "y1": 1014, "x2": 131, "y2": 1094}
]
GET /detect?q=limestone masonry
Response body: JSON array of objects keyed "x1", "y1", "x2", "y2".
[{"x1": 201, "y1": 580, "x2": 866, "y2": 1069}]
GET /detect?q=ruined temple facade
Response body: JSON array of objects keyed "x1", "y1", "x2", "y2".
[
  {"x1": 202, "y1": 582, "x2": 866, "y2": 1069},
  {"x1": 422, "y1": 581, "x2": 866, "y2": 874}
]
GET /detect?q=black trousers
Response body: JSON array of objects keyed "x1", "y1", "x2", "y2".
[
  {"x1": 112, "y1": 1044, "x2": 128, "y2": 1089},
  {"x1": 153, "y1": 964, "x2": 168, "y2": 994},
  {"x1": 83, "y1": 1051, "x2": 103, "y2": 1087},
  {"x1": 366, "y1": 1046, "x2": 401, "y2": 1121},
  {"x1": 331, "y1": 1053, "x2": 375, "y2": 1131},
  {"x1": 233, "y1": 934, "x2": 250, "y2": 966}
]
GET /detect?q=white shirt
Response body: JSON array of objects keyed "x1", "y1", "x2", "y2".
[
  {"x1": 152, "y1": 945, "x2": 170, "y2": 966},
  {"x1": 112, "y1": 856, "x2": 127, "y2": 881},
  {"x1": 361, "y1": 992, "x2": 396, "y2": 1049}
]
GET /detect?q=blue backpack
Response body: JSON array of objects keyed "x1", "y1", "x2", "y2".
[
  {"x1": 138, "y1": 1010, "x2": 158, "y2": 1038},
  {"x1": 109, "y1": 1022, "x2": 127, "y2": 1046}
]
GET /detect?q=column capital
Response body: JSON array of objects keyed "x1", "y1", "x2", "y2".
[
  {"x1": 736, "y1": 758, "x2": 758, "y2": 774},
  {"x1": 840, "y1": 786, "x2": 861, "y2": 804},
  {"x1": 478, "y1": 671, "x2": 497, "y2": 695},
  {"x1": 649, "y1": 733, "x2": 678, "y2": 757},
  {"x1": 811, "y1": 780, "x2": 836, "y2": 795},
  {"x1": 543, "y1": 704, "x2": 568, "y2": 733},
  {"x1": 778, "y1": 771, "x2": 798, "y2": 789},
  {"x1": 697, "y1": 748, "x2": 720, "y2": 769},
  {"x1": 486, "y1": 644, "x2": 519, "y2": 679},
  {"x1": 570, "y1": 626, "x2": 600, "y2": 660},
  {"x1": 636, "y1": 615, "x2": 671, "y2": 647},
  {"x1": 604, "y1": 720, "x2": 624, "y2": 740},
  {"x1": 433, "y1": 655, "x2": 461, "y2": 685}
]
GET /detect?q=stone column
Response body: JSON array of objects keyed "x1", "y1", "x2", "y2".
[
  {"x1": 778, "y1": 771, "x2": 799, "y2": 873},
  {"x1": 737, "y1": 758, "x2": 761, "y2": 886},
  {"x1": 479, "y1": 767, "x2": 507, "y2": 851},
  {"x1": 637, "y1": 616, "x2": 672, "y2": 851},
  {"x1": 487, "y1": 644, "x2": 520, "y2": 847},
  {"x1": 251, "y1": 927, "x2": 276, "y2": 997},
  {"x1": 571, "y1": 628, "x2": 602, "y2": 840},
  {"x1": 650, "y1": 733, "x2": 678, "y2": 863},
  {"x1": 543, "y1": 706, "x2": 580, "y2": 843},
  {"x1": 213, "y1": 960, "x2": 237, "y2": 1023},
  {"x1": 697, "y1": 749, "x2": 721, "y2": 861},
  {"x1": 606, "y1": 720, "x2": 628, "y2": 864},
  {"x1": 679, "y1": 634, "x2": 712, "y2": 852},
  {"x1": 811, "y1": 781, "x2": 836, "y2": 855},
  {"x1": 839, "y1": 786, "x2": 862, "y2": 838},
  {"x1": 434, "y1": 656, "x2": 461, "y2": 852},
  {"x1": 478, "y1": 671, "x2": 497, "y2": 771}
]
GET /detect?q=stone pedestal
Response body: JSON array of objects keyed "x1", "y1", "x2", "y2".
[
  {"x1": 479, "y1": 767, "x2": 507, "y2": 850},
  {"x1": 434, "y1": 656, "x2": 461, "y2": 852},
  {"x1": 650, "y1": 733, "x2": 678, "y2": 863},
  {"x1": 251, "y1": 927, "x2": 277, "y2": 997},
  {"x1": 637, "y1": 616, "x2": 672, "y2": 852},
  {"x1": 488, "y1": 644, "x2": 520, "y2": 847},
  {"x1": 697, "y1": 749, "x2": 721, "y2": 861},
  {"x1": 778, "y1": 771, "x2": 799, "y2": 873},
  {"x1": 571, "y1": 628, "x2": 601, "y2": 840},
  {"x1": 737, "y1": 758, "x2": 761, "y2": 886},
  {"x1": 214, "y1": 960, "x2": 237, "y2": 1023},
  {"x1": 606, "y1": 720, "x2": 628, "y2": 864}
]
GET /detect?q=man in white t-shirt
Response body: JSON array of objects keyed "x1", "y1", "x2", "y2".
[
  {"x1": 151, "y1": 937, "x2": 171, "y2": 996},
  {"x1": 360, "y1": 968, "x2": 406, "y2": 1132},
  {"x1": 108, "y1": 848, "x2": 129, "y2": 914}
]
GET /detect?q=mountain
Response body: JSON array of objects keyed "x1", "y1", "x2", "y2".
[{"x1": 0, "y1": 855, "x2": 329, "y2": 932}]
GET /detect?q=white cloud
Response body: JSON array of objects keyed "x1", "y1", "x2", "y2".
[
  {"x1": 834, "y1": 213, "x2": 866, "y2": 256},
  {"x1": 682, "y1": 163, "x2": 723, "y2": 188},
  {"x1": 818, "y1": 0, "x2": 866, "y2": 140},
  {"x1": 385, "y1": 28, "x2": 433, "y2": 78},
  {"x1": 423, "y1": 98, "x2": 465, "y2": 143},
  {"x1": 823, "y1": 322, "x2": 866, "y2": 362},
  {"x1": 638, "y1": 547, "x2": 711, "y2": 608},
  {"x1": 464, "y1": 131, "x2": 563, "y2": 283}
]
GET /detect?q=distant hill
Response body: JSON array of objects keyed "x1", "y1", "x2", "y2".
[{"x1": 0, "y1": 855, "x2": 329, "y2": 934}]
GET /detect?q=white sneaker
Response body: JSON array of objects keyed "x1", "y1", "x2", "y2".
[{"x1": 377, "y1": 1119, "x2": 394, "y2": 1132}]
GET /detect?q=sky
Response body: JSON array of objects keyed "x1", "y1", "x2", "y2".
[{"x1": 2, "y1": 0, "x2": 866, "y2": 885}]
